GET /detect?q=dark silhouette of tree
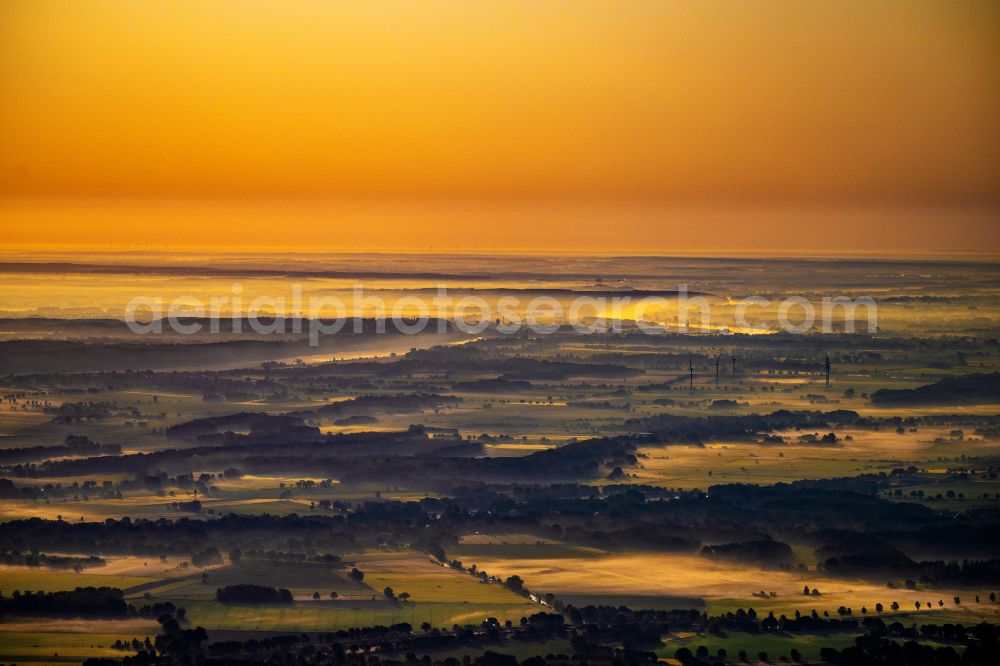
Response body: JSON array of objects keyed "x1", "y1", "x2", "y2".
[{"x1": 215, "y1": 585, "x2": 292, "y2": 604}]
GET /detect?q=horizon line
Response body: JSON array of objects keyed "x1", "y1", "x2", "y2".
[{"x1": 1, "y1": 243, "x2": 998, "y2": 264}]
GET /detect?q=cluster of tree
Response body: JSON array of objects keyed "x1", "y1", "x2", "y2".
[
  {"x1": 563, "y1": 523, "x2": 700, "y2": 553},
  {"x1": 83, "y1": 608, "x2": 656, "y2": 666},
  {"x1": 0, "y1": 470, "x2": 237, "y2": 503},
  {"x1": 5, "y1": 366, "x2": 281, "y2": 403},
  {"x1": 173, "y1": 499, "x2": 202, "y2": 513},
  {"x1": 707, "y1": 399, "x2": 744, "y2": 410},
  {"x1": 911, "y1": 559, "x2": 1000, "y2": 586},
  {"x1": 55, "y1": 586, "x2": 1000, "y2": 666},
  {"x1": 190, "y1": 547, "x2": 223, "y2": 567},
  {"x1": 822, "y1": 546, "x2": 1000, "y2": 585},
  {"x1": 136, "y1": 600, "x2": 184, "y2": 619},
  {"x1": 818, "y1": 618, "x2": 999, "y2": 665},
  {"x1": 0, "y1": 435, "x2": 120, "y2": 464},
  {"x1": 7, "y1": 474, "x2": 998, "y2": 574},
  {"x1": 0, "y1": 586, "x2": 129, "y2": 616},
  {"x1": 228, "y1": 548, "x2": 341, "y2": 565},
  {"x1": 68, "y1": 431, "x2": 637, "y2": 483},
  {"x1": 333, "y1": 414, "x2": 380, "y2": 425},
  {"x1": 815, "y1": 532, "x2": 922, "y2": 578},
  {"x1": 699, "y1": 538, "x2": 794, "y2": 567},
  {"x1": 621, "y1": 409, "x2": 862, "y2": 445},
  {"x1": 382, "y1": 587, "x2": 411, "y2": 604},
  {"x1": 9, "y1": 427, "x2": 499, "y2": 480},
  {"x1": 796, "y1": 431, "x2": 841, "y2": 445},
  {"x1": 111, "y1": 637, "x2": 156, "y2": 653},
  {"x1": 453, "y1": 378, "x2": 532, "y2": 393},
  {"x1": 165, "y1": 411, "x2": 306, "y2": 441},
  {"x1": 297, "y1": 347, "x2": 642, "y2": 382},
  {"x1": 215, "y1": 584, "x2": 293, "y2": 604},
  {"x1": 566, "y1": 400, "x2": 631, "y2": 411},
  {"x1": 872, "y1": 373, "x2": 1000, "y2": 406},
  {"x1": 43, "y1": 400, "x2": 116, "y2": 422},
  {"x1": 0, "y1": 476, "x2": 125, "y2": 501},
  {"x1": 0, "y1": 514, "x2": 360, "y2": 558},
  {"x1": 0, "y1": 548, "x2": 105, "y2": 571},
  {"x1": 289, "y1": 393, "x2": 464, "y2": 422}
]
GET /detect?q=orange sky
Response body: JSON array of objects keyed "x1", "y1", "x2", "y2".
[{"x1": 1, "y1": 1, "x2": 998, "y2": 254}]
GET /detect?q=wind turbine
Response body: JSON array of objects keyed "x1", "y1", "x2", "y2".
[
  {"x1": 715, "y1": 353, "x2": 722, "y2": 387},
  {"x1": 731, "y1": 354, "x2": 737, "y2": 378},
  {"x1": 824, "y1": 353, "x2": 831, "y2": 388},
  {"x1": 688, "y1": 355, "x2": 694, "y2": 392}
]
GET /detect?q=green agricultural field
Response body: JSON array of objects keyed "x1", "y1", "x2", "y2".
[
  {"x1": 0, "y1": 495, "x2": 214, "y2": 522},
  {"x1": 459, "y1": 534, "x2": 563, "y2": 545},
  {"x1": 657, "y1": 630, "x2": 864, "y2": 663},
  {"x1": 449, "y1": 546, "x2": 1000, "y2": 624},
  {"x1": 886, "y1": 477, "x2": 1000, "y2": 510},
  {"x1": 0, "y1": 408, "x2": 50, "y2": 436},
  {"x1": 621, "y1": 427, "x2": 1000, "y2": 491},
  {"x1": 199, "y1": 498, "x2": 317, "y2": 516},
  {"x1": 175, "y1": 598, "x2": 537, "y2": 632},
  {"x1": 353, "y1": 550, "x2": 531, "y2": 605},
  {"x1": 0, "y1": 618, "x2": 160, "y2": 665},
  {"x1": 138, "y1": 551, "x2": 541, "y2": 632},
  {"x1": 155, "y1": 560, "x2": 370, "y2": 601},
  {"x1": 0, "y1": 566, "x2": 157, "y2": 594},
  {"x1": 361, "y1": 570, "x2": 526, "y2": 605},
  {"x1": 556, "y1": 594, "x2": 705, "y2": 611},
  {"x1": 703, "y1": 596, "x2": 999, "y2": 622},
  {"x1": 0, "y1": 631, "x2": 142, "y2": 664}
]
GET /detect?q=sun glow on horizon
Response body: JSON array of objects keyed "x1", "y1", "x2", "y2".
[{"x1": 1, "y1": 1, "x2": 998, "y2": 254}]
